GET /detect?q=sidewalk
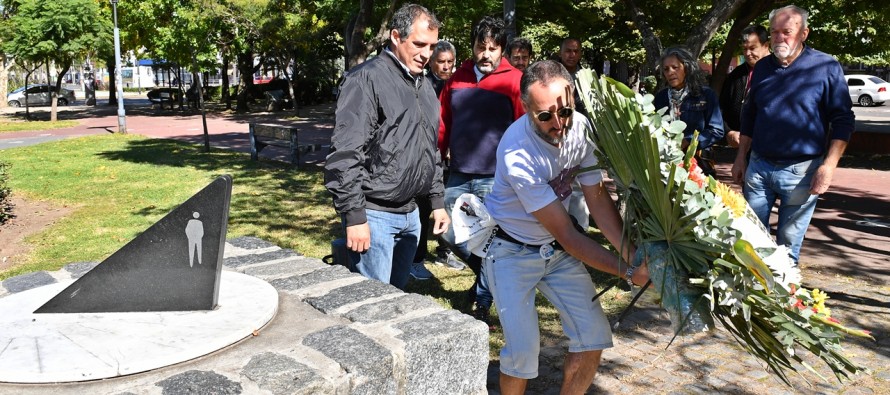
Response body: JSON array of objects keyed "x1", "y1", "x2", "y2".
[{"x1": 2, "y1": 101, "x2": 888, "y2": 393}]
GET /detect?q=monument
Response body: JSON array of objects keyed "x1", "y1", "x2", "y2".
[{"x1": 0, "y1": 175, "x2": 279, "y2": 383}]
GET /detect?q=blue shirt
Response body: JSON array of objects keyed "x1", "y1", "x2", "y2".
[
  {"x1": 653, "y1": 86, "x2": 725, "y2": 149},
  {"x1": 740, "y1": 46, "x2": 855, "y2": 160}
]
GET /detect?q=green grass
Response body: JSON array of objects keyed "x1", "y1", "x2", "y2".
[
  {"x1": 1, "y1": 134, "x2": 339, "y2": 279},
  {"x1": 1, "y1": 134, "x2": 636, "y2": 361},
  {"x1": 0, "y1": 119, "x2": 79, "y2": 133}
]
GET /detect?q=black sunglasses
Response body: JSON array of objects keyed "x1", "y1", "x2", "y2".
[{"x1": 533, "y1": 106, "x2": 574, "y2": 122}]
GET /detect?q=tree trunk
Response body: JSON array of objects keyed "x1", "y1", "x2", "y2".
[
  {"x1": 47, "y1": 61, "x2": 58, "y2": 122},
  {"x1": 625, "y1": 0, "x2": 663, "y2": 72},
  {"x1": 683, "y1": 0, "x2": 745, "y2": 59},
  {"x1": 221, "y1": 52, "x2": 231, "y2": 110},
  {"x1": 344, "y1": 0, "x2": 399, "y2": 70},
  {"x1": 710, "y1": 0, "x2": 781, "y2": 94},
  {"x1": 235, "y1": 52, "x2": 255, "y2": 112},
  {"x1": 107, "y1": 59, "x2": 118, "y2": 106},
  {"x1": 0, "y1": 55, "x2": 12, "y2": 109}
]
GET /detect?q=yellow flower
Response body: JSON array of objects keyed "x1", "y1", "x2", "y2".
[
  {"x1": 714, "y1": 181, "x2": 746, "y2": 218},
  {"x1": 812, "y1": 288, "x2": 831, "y2": 317}
]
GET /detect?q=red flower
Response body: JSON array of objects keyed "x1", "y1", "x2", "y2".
[
  {"x1": 827, "y1": 317, "x2": 840, "y2": 323},
  {"x1": 679, "y1": 159, "x2": 706, "y2": 188}
]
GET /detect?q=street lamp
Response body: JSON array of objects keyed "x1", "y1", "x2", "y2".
[{"x1": 111, "y1": 0, "x2": 127, "y2": 133}]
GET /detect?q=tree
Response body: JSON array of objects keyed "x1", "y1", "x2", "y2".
[{"x1": 4, "y1": 0, "x2": 106, "y2": 120}]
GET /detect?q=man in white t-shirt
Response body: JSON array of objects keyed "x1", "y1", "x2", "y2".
[{"x1": 483, "y1": 60, "x2": 650, "y2": 394}]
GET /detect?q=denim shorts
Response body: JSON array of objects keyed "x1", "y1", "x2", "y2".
[{"x1": 483, "y1": 238, "x2": 613, "y2": 379}]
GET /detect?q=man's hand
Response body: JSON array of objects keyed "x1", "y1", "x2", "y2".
[
  {"x1": 346, "y1": 223, "x2": 371, "y2": 252},
  {"x1": 810, "y1": 164, "x2": 835, "y2": 195},
  {"x1": 726, "y1": 130, "x2": 741, "y2": 148},
  {"x1": 430, "y1": 208, "x2": 450, "y2": 235},
  {"x1": 731, "y1": 155, "x2": 747, "y2": 186},
  {"x1": 630, "y1": 262, "x2": 650, "y2": 287}
]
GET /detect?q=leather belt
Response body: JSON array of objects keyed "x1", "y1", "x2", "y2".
[{"x1": 494, "y1": 227, "x2": 564, "y2": 251}]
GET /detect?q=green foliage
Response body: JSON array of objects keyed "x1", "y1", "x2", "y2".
[{"x1": 0, "y1": 160, "x2": 11, "y2": 225}]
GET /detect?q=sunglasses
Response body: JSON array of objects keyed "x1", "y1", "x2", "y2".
[{"x1": 533, "y1": 106, "x2": 574, "y2": 122}]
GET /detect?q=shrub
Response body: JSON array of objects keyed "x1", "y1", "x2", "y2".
[{"x1": 0, "y1": 161, "x2": 12, "y2": 224}]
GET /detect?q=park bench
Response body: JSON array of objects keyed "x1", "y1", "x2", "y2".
[
  {"x1": 147, "y1": 88, "x2": 181, "y2": 110},
  {"x1": 248, "y1": 123, "x2": 325, "y2": 168}
]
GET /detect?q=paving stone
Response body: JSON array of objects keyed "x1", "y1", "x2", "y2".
[
  {"x1": 63, "y1": 261, "x2": 100, "y2": 279},
  {"x1": 240, "y1": 257, "x2": 324, "y2": 280},
  {"x1": 224, "y1": 249, "x2": 301, "y2": 268},
  {"x1": 876, "y1": 370, "x2": 890, "y2": 381},
  {"x1": 304, "y1": 279, "x2": 400, "y2": 313},
  {"x1": 1, "y1": 271, "x2": 55, "y2": 293},
  {"x1": 227, "y1": 236, "x2": 279, "y2": 250},
  {"x1": 342, "y1": 293, "x2": 441, "y2": 323},
  {"x1": 302, "y1": 325, "x2": 395, "y2": 395},
  {"x1": 271, "y1": 264, "x2": 355, "y2": 293},
  {"x1": 155, "y1": 370, "x2": 242, "y2": 395},
  {"x1": 395, "y1": 310, "x2": 488, "y2": 394},
  {"x1": 241, "y1": 352, "x2": 328, "y2": 395}
]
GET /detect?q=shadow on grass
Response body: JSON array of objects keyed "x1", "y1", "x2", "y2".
[{"x1": 94, "y1": 137, "x2": 340, "y2": 256}]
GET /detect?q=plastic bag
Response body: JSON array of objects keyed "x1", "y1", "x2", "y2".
[{"x1": 642, "y1": 242, "x2": 714, "y2": 335}]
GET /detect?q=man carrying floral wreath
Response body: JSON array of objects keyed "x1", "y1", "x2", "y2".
[
  {"x1": 483, "y1": 60, "x2": 650, "y2": 394},
  {"x1": 732, "y1": 4, "x2": 855, "y2": 264}
]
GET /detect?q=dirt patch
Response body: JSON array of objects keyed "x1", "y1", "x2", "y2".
[{"x1": 0, "y1": 195, "x2": 75, "y2": 272}]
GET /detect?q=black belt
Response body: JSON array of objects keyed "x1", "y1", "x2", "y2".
[{"x1": 494, "y1": 227, "x2": 564, "y2": 251}]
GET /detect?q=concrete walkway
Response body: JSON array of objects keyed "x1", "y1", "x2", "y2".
[{"x1": 2, "y1": 100, "x2": 889, "y2": 394}]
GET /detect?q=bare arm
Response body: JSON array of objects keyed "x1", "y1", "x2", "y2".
[
  {"x1": 731, "y1": 135, "x2": 752, "y2": 185},
  {"x1": 810, "y1": 139, "x2": 847, "y2": 195}
]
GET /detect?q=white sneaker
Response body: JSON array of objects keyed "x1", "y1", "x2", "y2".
[
  {"x1": 409, "y1": 261, "x2": 434, "y2": 280},
  {"x1": 434, "y1": 253, "x2": 467, "y2": 271}
]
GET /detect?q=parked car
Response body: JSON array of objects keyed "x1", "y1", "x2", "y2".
[
  {"x1": 7, "y1": 84, "x2": 76, "y2": 107},
  {"x1": 845, "y1": 74, "x2": 889, "y2": 107}
]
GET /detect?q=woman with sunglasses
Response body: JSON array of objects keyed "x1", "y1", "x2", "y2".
[{"x1": 653, "y1": 47, "x2": 725, "y2": 176}]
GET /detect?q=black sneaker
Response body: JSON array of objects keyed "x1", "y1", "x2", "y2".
[{"x1": 472, "y1": 304, "x2": 496, "y2": 331}]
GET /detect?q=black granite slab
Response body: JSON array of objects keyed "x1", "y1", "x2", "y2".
[
  {"x1": 223, "y1": 248, "x2": 300, "y2": 269},
  {"x1": 35, "y1": 175, "x2": 232, "y2": 313},
  {"x1": 227, "y1": 236, "x2": 278, "y2": 250},
  {"x1": 155, "y1": 370, "x2": 242, "y2": 395}
]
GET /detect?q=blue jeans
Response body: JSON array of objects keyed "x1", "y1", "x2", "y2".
[
  {"x1": 484, "y1": 239, "x2": 612, "y2": 379},
  {"x1": 442, "y1": 172, "x2": 494, "y2": 308},
  {"x1": 743, "y1": 152, "x2": 823, "y2": 263},
  {"x1": 346, "y1": 208, "x2": 420, "y2": 290}
]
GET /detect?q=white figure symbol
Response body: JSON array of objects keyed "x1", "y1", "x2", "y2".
[{"x1": 185, "y1": 212, "x2": 204, "y2": 267}]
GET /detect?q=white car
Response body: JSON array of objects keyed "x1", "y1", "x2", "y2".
[
  {"x1": 7, "y1": 84, "x2": 76, "y2": 107},
  {"x1": 845, "y1": 74, "x2": 889, "y2": 107}
]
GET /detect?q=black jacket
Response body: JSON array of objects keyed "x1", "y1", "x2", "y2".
[
  {"x1": 720, "y1": 63, "x2": 751, "y2": 132},
  {"x1": 324, "y1": 51, "x2": 445, "y2": 227}
]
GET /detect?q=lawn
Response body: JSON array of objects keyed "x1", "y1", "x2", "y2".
[
  {"x1": 0, "y1": 119, "x2": 79, "y2": 133},
  {"x1": 1, "y1": 133, "x2": 635, "y2": 359}
]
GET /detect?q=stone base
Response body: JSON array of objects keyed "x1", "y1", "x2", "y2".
[{"x1": 0, "y1": 236, "x2": 489, "y2": 394}]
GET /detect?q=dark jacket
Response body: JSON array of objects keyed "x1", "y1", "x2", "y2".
[
  {"x1": 324, "y1": 51, "x2": 445, "y2": 227},
  {"x1": 720, "y1": 63, "x2": 751, "y2": 132},
  {"x1": 654, "y1": 86, "x2": 725, "y2": 149}
]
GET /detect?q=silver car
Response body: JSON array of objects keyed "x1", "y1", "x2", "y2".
[{"x1": 7, "y1": 84, "x2": 76, "y2": 107}]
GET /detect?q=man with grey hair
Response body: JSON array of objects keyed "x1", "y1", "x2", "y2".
[
  {"x1": 325, "y1": 3, "x2": 449, "y2": 290},
  {"x1": 484, "y1": 60, "x2": 648, "y2": 394},
  {"x1": 732, "y1": 5, "x2": 854, "y2": 264},
  {"x1": 426, "y1": 40, "x2": 456, "y2": 95}
]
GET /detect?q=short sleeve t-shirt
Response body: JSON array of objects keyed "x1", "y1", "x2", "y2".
[{"x1": 485, "y1": 112, "x2": 603, "y2": 245}]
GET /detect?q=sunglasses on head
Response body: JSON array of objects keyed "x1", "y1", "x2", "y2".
[{"x1": 533, "y1": 106, "x2": 574, "y2": 122}]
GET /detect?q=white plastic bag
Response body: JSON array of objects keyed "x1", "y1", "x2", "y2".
[{"x1": 450, "y1": 193, "x2": 496, "y2": 257}]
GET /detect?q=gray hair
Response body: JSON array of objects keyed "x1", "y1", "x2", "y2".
[
  {"x1": 520, "y1": 60, "x2": 572, "y2": 105},
  {"x1": 656, "y1": 46, "x2": 704, "y2": 96},
  {"x1": 769, "y1": 5, "x2": 809, "y2": 31},
  {"x1": 432, "y1": 40, "x2": 456, "y2": 61},
  {"x1": 390, "y1": 4, "x2": 440, "y2": 41}
]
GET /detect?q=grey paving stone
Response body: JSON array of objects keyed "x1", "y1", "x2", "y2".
[
  {"x1": 227, "y1": 236, "x2": 278, "y2": 250},
  {"x1": 302, "y1": 325, "x2": 395, "y2": 395},
  {"x1": 155, "y1": 370, "x2": 242, "y2": 395},
  {"x1": 63, "y1": 261, "x2": 100, "y2": 279},
  {"x1": 395, "y1": 310, "x2": 488, "y2": 394},
  {"x1": 241, "y1": 352, "x2": 328, "y2": 395},
  {"x1": 342, "y1": 293, "x2": 442, "y2": 323},
  {"x1": 303, "y1": 279, "x2": 400, "y2": 313},
  {"x1": 272, "y1": 264, "x2": 356, "y2": 294},
  {"x1": 224, "y1": 248, "x2": 301, "y2": 268},
  {"x1": 240, "y1": 257, "x2": 324, "y2": 280},
  {"x1": 877, "y1": 369, "x2": 890, "y2": 381},
  {"x1": 2, "y1": 271, "x2": 55, "y2": 293}
]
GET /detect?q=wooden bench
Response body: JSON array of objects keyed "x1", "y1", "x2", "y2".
[
  {"x1": 249, "y1": 123, "x2": 326, "y2": 168},
  {"x1": 147, "y1": 89, "x2": 180, "y2": 110}
]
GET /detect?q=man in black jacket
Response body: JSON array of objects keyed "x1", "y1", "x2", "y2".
[
  {"x1": 324, "y1": 4, "x2": 449, "y2": 290},
  {"x1": 720, "y1": 25, "x2": 770, "y2": 148}
]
